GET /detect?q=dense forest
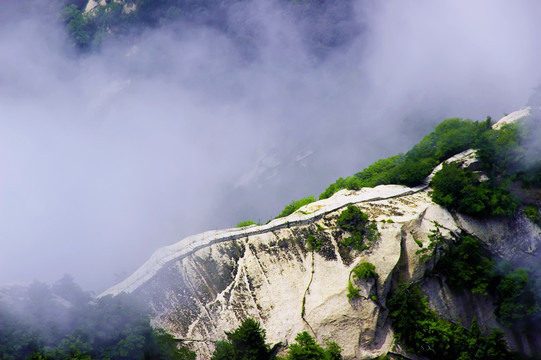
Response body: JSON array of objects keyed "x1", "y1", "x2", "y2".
[
  {"x1": 0, "y1": 274, "x2": 196, "y2": 359},
  {"x1": 0, "y1": 275, "x2": 343, "y2": 359}
]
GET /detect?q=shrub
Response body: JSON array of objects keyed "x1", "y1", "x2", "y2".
[
  {"x1": 392, "y1": 157, "x2": 437, "y2": 187},
  {"x1": 435, "y1": 235, "x2": 494, "y2": 295},
  {"x1": 430, "y1": 162, "x2": 518, "y2": 217},
  {"x1": 62, "y1": 5, "x2": 96, "y2": 48},
  {"x1": 415, "y1": 223, "x2": 448, "y2": 272},
  {"x1": 320, "y1": 118, "x2": 484, "y2": 199},
  {"x1": 337, "y1": 206, "x2": 378, "y2": 251},
  {"x1": 319, "y1": 155, "x2": 403, "y2": 199},
  {"x1": 409, "y1": 118, "x2": 480, "y2": 162},
  {"x1": 476, "y1": 123, "x2": 523, "y2": 182},
  {"x1": 285, "y1": 331, "x2": 342, "y2": 360},
  {"x1": 434, "y1": 235, "x2": 541, "y2": 330},
  {"x1": 337, "y1": 206, "x2": 369, "y2": 232},
  {"x1": 347, "y1": 280, "x2": 360, "y2": 300},
  {"x1": 352, "y1": 262, "x2": 377, "y2": 280},
  {"x1": 524, "y1": 205, "x2": 540, "y2": 222},
  {"x1": 306, "y1": 234, "x2": 323, "y2": 252},
  {"x1": 276, "y1": 196, "x2": 316, "y2": 218},
  {"x1": 236, "y1": 220, "x2": 257, "y2": 228},
  {"x1": 495, "y1": 268, "x2": 539, "y2": 328}
]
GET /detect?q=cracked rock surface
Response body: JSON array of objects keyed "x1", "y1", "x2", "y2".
[{"x1": 102, "y1": 183, "x2": 541, "y2": 359}]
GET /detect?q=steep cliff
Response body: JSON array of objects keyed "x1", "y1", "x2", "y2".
[
  {"x1": 101, "y1": 110, "x2": 541, "y2": 359},
  {"x1": 102, "y1": 188, "x2": 540, "y2": 358}
]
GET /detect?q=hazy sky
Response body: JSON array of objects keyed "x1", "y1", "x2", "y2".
[{"x1": 1, "y1": 0, "x2": 540, "y2": 292}]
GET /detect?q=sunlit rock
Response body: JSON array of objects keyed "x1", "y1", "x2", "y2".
[
  {"x1": 492, "y1": 107, "x2": 531, "y2": 129},
  {"x1": 100, "y1": 175, "x2": 541, "y2": 358}
]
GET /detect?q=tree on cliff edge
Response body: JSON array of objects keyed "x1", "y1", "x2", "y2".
[{"x1": 211, "y1": 318, "x2": 275, "y2": 360}]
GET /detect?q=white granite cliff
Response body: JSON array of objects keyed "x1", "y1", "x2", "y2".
[{"x1": 101, "y1": 109, "x2": 541, "y2": 359}]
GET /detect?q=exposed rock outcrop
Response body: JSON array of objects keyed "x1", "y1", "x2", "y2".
[
  {"x1": 101, "y1": 110, "x2": 541, "y2": 358},
  {"x1": 102, "y1": 180, "x2": 541, "y2": 358},
  {"x1": 492, "y1": 107, "x2": 531, "y2": 130},
  {"x1": 84, "y1": 0, "x2": 135, "y2": 14}
]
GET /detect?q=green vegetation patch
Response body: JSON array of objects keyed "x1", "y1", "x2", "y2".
[
  {"x1": 276, "y1": 196, "x2": 316, "y2": 219},
  {"x1": 434, "y1": 234, "x2": 540, "y2": 330},
  {"x1": 388, "y1": 284, "x2": 517, "y2": 360},
  {"x1": 524, "y1": 204, "x2": 541, "y2": 225},
  {"x1": 236, "y1": 220, "x2": 257, "y2": 228},
  {"x1": 337, "y1": 205, "x2": 379, "y2": 251},
  {"x1": 306, "y1": 234, "x2": 323, "y2": 252},
  {"x1": 494, "y1": 267, "x2": 539, "y2": 328},
  {"x1": 0, "y1": 276, "x2": 195, "y2": 360},
  {"x1": 211, "y1": 318, "x2": 274, "y2": 360},
  {"x1": 284, "y1": 331, "x2": 342, "y2": 360},
  {"x1": 430, "y1": 162, "x2": 518, "y2": 217},
  {"x1": 211, "y1": 320, "x2": 342, "y2": 360},
  {"x1": 319, "y1": 115, "x2": 541, "y2": 221},
  {"x1": 415, "y1": 222, "x2": 447, "y2": 267},
  {"x1": 352, "y1": 262, "x2": 377, "y2": 280},
  {"x1": 319, "y1": 155, "x2": 403, "y2": 199},
  {"x1": 320, "y1": 118, "x2": 488, "y2": 199},
  {"x1": 435, "y1": 235, "x2": 494, "y2": 295},
  {"x1": 347, "y1": 280, "x2": 361, "y2": 300}
]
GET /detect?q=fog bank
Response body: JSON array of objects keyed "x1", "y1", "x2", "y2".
[{"x1": 1, "y1": 0, "x2": 540, "y2": 291}]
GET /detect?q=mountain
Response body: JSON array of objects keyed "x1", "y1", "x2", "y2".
[
  {"x1": 101, "y1": 109, "x2": 541, "y2": 359},
  {"x1": 65, "y1": 0, "x2": 362, "y2": 57}
]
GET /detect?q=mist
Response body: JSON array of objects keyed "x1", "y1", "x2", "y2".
[{"x1": 1, "y1": 0, "x2": 540, "y2": 292}]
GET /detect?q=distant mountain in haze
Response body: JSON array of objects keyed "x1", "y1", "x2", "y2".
[{"x1": 62, "y1": 0, "x2": 364, "y2": 58}]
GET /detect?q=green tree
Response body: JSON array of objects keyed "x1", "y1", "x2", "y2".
[
  {"x1": 211, "y1": 318, "x2": 274, "y2": 360},
  {"x1": 212, "y1": 341, "x2": 236, "y2": 360},
  {"x1": 61, "y1": 5, "x2": 96, "y2": 48},
  {"x1": 430, "y1": 162, "x2": 517, "y2": 217},
  {"x1": 387, "y1": 284, "x2": 516, "y2": 360},
  {"x1": 430, "y1": 162, "x2": 473, "y2": 209},
  {"x1": 286, "y1": 331, "x2": 342, "y2": 360},
  {"x1": 495, "y1": 269, "x2": 538, "y2": 328},
  {"x1": 0, "y1": 278, "x2": 195, "y2": 360},
  {"x1": 435, "y1": 235, "x2": 494, "y2": 295},
  {"x1": 476, "y1": 123, "x2": 523, "y2": 182}
]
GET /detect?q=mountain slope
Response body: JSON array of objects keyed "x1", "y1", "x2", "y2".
[
  {"x1": 102, "y1": 110, "x2": 541, "y2": 359},
  {"x1": 103, "y1": 189, "x2": 541, "y2": 358}
]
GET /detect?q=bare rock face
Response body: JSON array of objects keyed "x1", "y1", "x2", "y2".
[
  {"x1": 492, "y1": 107, "x2": 531, "y2": 130},
  {"x1": 84, "y1": 0, "x2": 135, "y2": 14},
  {"x1": 101, "y1": 179, "x2": 541, "y2": 358},
  {"x1": 101, "y1": 112, "x2": 541, "y2": 358}
]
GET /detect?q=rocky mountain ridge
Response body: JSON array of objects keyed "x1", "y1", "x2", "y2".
[{"x1": 101, "y1": 109, "x2": 541, "y2": 359}]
